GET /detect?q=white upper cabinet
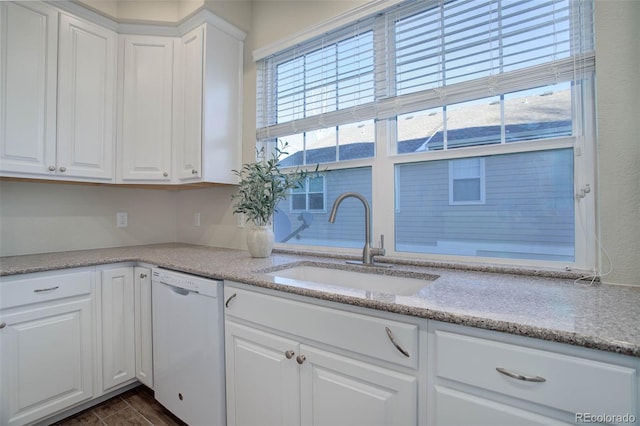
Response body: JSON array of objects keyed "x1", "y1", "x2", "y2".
[
  {"x1": 126, "y1": 18, "x2": 245, "y2": 185},
  {"x1": 1, "y1": 1, "x2": 244, "y2": 186},
  {"x1": 0, "y1": 3, "x2": 116, "y2": 182},
  {"x1": 0, "y1": 2, "x2": 58, "y2": 177},
  {"x1": 118, "y1": 35, "x2": 175, "y2": 183},
  {"x1": 178, "y1": 21, "x2": 244, "y2": 185},
  {"x1": 57, "y1": 13, "x2": 117, "y2": 181},
  {"x1": 173, "y1": 26, "x2": 204, "y2": 183}
]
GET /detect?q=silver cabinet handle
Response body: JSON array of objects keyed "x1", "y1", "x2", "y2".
[
  {"x1": 225, "y1": 293, "x2": 237, "y2": 308},
  {"x1": 48, "y1": 165, "x2": 56, "y2": 172},
  {"x1": 285, "y1": 350, "x2": 295, "y2": 359},
  {"x1": 0, "y1": 322, "x2": 6, "y2": 329},
  {"x1": 496, "y1": 367, "x2": 546, "y2": 383},
  {"x1": 163, "y1": 172, "x2": 169, "y2": 177},
  {"x1": 192, "y1": 169, "x2": 198, "y2": 175},
  {"x1": 385, "y1": 326, "x2": 410, "y2": 357},
  {"x1": 139, "y1": 273, "x2": 147, "y2": 279},
  {"x1": 34, "y1": 286, "x2": 59, "y2": 293},
  {"x1": 58, "y1": 166, "x2": 66, "y2": 172},
  {"x1": 296, "y1": 355, "x2": 306, "y2": 365}
]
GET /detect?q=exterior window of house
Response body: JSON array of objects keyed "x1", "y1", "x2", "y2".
[
  {"x1": 449, "y1": 158, "x2": 485, "y2": 205},
  {"x1": 256, "y1": 0, "x2": 595, "y2": 268},
  {"x1": 291, "y1": 176, "x2": 326, "y2": 212}
]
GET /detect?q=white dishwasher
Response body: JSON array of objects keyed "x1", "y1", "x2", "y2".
[{"x1": 152, "y1": 268, "x2": 225, "y2": 426}]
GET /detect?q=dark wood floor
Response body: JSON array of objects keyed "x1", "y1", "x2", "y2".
[{"x1": 52, "y1": 386, "x2": 186, "y2": 426}]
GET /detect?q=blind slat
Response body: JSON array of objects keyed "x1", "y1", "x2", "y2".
[{"x1": 257, "y1": 0, "x2": 594, "y2": 149}]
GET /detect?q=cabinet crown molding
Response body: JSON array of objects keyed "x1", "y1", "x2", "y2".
[{"x1": 49, "y1": 0, "x2": 245, "y2": 40}]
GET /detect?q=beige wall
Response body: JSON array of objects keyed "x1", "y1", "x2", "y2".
[
  {"x1": 0, "y1": 1, "x2": 638, "y2": 285},
  {"x1": 77, "y1": 0, "x2": 204, "y2": 22},
  {"x1": 594, "y1": 0, "x2": 640, "y2": 285},
  {"x1": 0, "y1": 181, "x2": 177, "y2": 255}
]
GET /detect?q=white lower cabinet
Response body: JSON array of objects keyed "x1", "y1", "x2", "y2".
[
  {"x1": 98, "y1": 265, "x2": 153, "y2": 393},
  {"x1": 433, "y1": 386, "x2": 571, "y2": 426},
  {"x1": 427, "y1": 321, "x2": 640, "y2": 426},
  {"x1": 98, "y1": 266, "x2": 136, "y2": 392},
  {"x1": 225, "y1": 320, "x2": 300, "y2": 426},
  {"x1": 134, "y1": 266, "x2": 153, "y2": 388},
  {"x1": 0, "y1": 269, "x2": 94, "y2": 426},
  {"x1": 299, "y1": 345, "x2": 417, "y2": 426},
  {"x1": 0, "y1": 264, "x2": 155, "y2": 425},
  {"x1": 224, "y1": 284, "x2": 419, "y2": 426}
]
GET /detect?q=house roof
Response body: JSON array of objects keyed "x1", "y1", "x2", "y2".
[{"x1": 276, "y1": 89, "x2": 571, "y2": 166}]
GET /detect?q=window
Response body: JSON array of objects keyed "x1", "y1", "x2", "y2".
[
  {"x1": 256, "y1": 0, "x2": 595, "y2": 268},
  {"x1": 291, "y1": 176, "x2": 326, "y2": 212},
  {"x1": 273, "y1": 168, "x2": 372, "y2": 247},
  {"x1": 449, "y1": 158, "x2": 485, "y2": 205}
]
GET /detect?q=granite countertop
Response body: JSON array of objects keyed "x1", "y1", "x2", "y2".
[{"x1": 1, "y1": 243, "x2": 639, "y2": 358}]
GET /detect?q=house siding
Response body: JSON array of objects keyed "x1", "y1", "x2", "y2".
[
  {"x1": 275, "y1": 167, "x2": 372, "y2": 247},
  {"x1": 395, "y1": 148, "x2": 575, "y2": 260}
]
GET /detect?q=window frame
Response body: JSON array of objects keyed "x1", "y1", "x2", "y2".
[
  {"x1": 257, "y1": 0, "x2": 596, "y2": 272},
  {"x1": 448, "y1": 157, "x2": 486, "y2": 205},
  {"x1": 290, "y1": 175, "x2": 327, "y2": 213}
]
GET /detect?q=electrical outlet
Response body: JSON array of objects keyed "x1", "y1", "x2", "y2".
[
  {"x1": 236, "y1": 213, "x2": 245, "y2": 228},
  {"x1": 116, "y1": 212, "x2": 128, "y2": 228},
  {"x1": 194, "y1": 212, "x2": 201, "y2": 227}
]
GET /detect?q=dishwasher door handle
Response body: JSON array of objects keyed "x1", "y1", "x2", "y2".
[{"x1": 167, "y1": 284, "x2": 191, "y2": 296}]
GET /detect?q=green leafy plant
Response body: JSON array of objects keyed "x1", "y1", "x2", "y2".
[{"x1": 232, "y1": 141, "x2": 318, "y2": 227}]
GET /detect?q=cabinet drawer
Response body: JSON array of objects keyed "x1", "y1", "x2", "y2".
[
  {"x1": 224, "y1": 286, "x2": 418, "y2": 369},
  {"x1": 0, "y1": 269, "x2": 92, "y2": 309},
  {"x1": 434, "y1": 330, "x2": 637, "y2": 417}
]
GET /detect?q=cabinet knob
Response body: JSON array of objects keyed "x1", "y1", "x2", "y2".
[
  {"x1": 296, "y1": 355, "x2": 306, "y2": 365},
  {"x1": 163, "y1": 172, "x2": 169, "y2": 177},
  {"x1": 192, "y1": 169, "x2": 198, "y2": 175},
  {"x1": 0, "y1": 322, "x2": 6, "y2": 329},
  {"x1": 285, "y1": 350, "x2": 295, "y2": 359},
  {"x1": 139, "y1": 273, "x2": 147, "y2": 279},
  {"x1": 48, "y1": 165, "x2": 56, "y2": 172},
  {"x1": 59, "y1": 166, "x2": 67, "y2": 172}
]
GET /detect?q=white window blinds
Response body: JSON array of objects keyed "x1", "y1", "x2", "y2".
[{"x1": 256, "y1": 0, "x2": 594, "y2": 145}]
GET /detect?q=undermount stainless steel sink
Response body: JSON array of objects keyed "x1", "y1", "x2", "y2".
[{"x1": 265, "y1": 264, "x2": 438, "y2": 296}]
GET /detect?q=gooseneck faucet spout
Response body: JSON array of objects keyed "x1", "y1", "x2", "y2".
[{"x1": 328, "y1": 192, "x2": 386, "y2": 266}]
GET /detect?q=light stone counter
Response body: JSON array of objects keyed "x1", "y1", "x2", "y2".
[{"x1": 1, "y1": 243, "x2": 639, "y2": 357}]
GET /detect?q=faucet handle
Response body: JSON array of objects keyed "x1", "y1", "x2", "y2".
[{"x1": 374, "y1": 234, "x2": 386, "y2": 257}]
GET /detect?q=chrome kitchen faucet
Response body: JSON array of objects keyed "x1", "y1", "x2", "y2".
[{"x1": 328, "y1": 192, "x2": 388, "y2": 267}]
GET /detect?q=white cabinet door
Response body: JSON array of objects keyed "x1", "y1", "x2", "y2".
[
  {"x1": 0, "y1": 299, "x2": 93, "y2": 426},
  {"x1": 119, "y1": 35, "x2": 174, "y2": 182},
  {"x1": 225, "y1": 320, "x2": 300, "y2": 426},
  {"x1": 173, "y1": 26, "x2": 203, "y2": 182},
  {"x1": 57, "y1": 13, "x2": 116, "y2": 181},
  {"x1": 100, "y1": 267, "x2": 135, "y2": 391},
  {"x1": 200, "y1": 22, "x2": 243, "y2": 184},
  {"x1": 173, "y1": 22, "x2": 244, "y2": 184},
  {"x1": 0, "y1": 2, "x2": 58, "y2": 176},
  {"x1": 299, "y1": 345, "x2": 417, "y2": 426},
  {"x1": 433, "y1": 386, "x2": 571, "y2": 426},
  {"x1": 134, "y1": 266, "x2": 153, "y2": 388}
]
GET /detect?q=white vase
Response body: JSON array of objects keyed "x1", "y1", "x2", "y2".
[{"x1": 247, "y1": 225, "x2": 274, "y2": 258}]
